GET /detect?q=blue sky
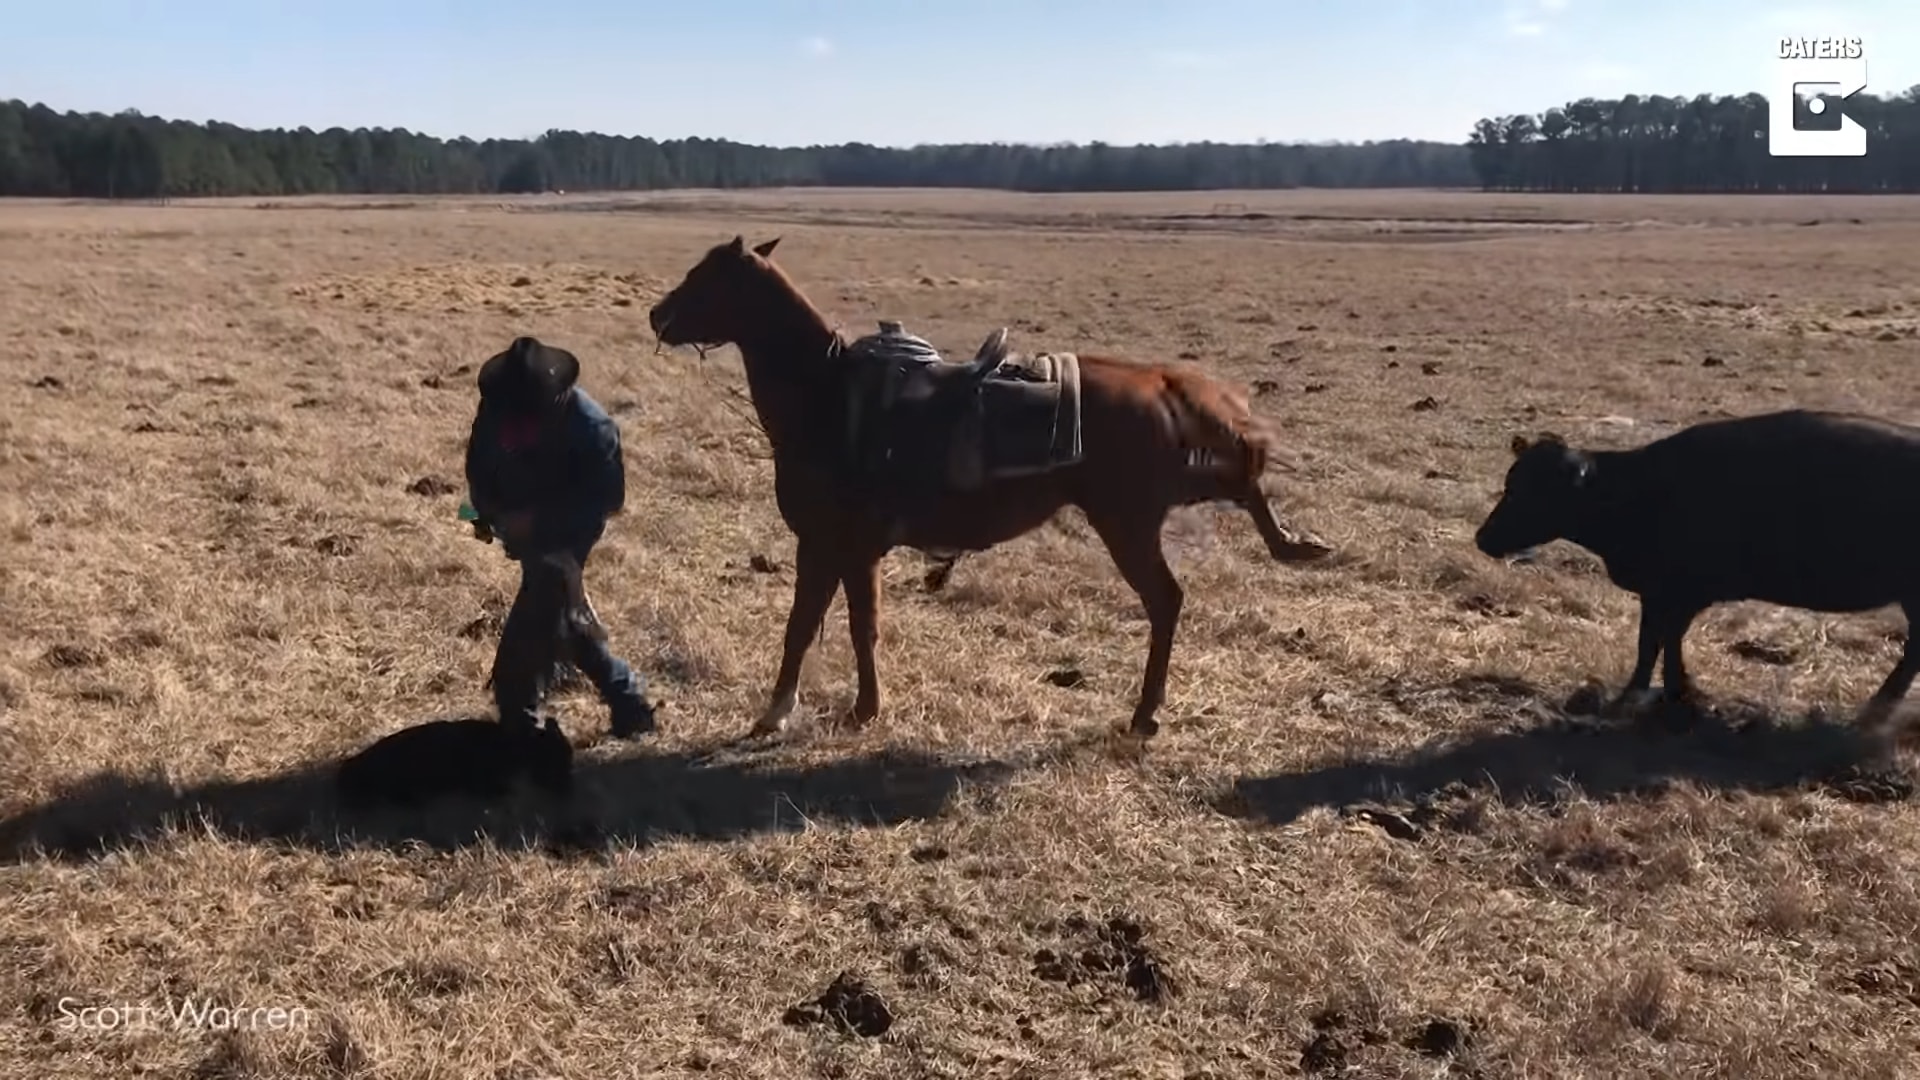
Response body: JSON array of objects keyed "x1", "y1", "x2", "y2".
[{"x1": 8, "y1": 1, "x2": 1916, "y2": 146}]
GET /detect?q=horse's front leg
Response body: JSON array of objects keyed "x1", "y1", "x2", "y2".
[
  {"x1": 841, "y1": 556, "x2": 884, "y2": 726},
  {"x1": 754, "y1": 538, "x2": 841, "y2": 736}
]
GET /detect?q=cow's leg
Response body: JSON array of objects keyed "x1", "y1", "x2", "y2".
[
  {"x1": 753, "y1": 539, "x2": 840, "y2": 737},
  {"x1": 1856, "y1": 602, "x2": 1920, "y2": 738},
  {"x1": 1656, "y1": 603, "x2": 1705, "y2": 706},
  {"x1": 841, "y1": 555, "x2": 884, "y2": 726},
  {"x1": 1608, "y1": 595, "x2": 1667, "y2": 715},
  {"x1": 1609, "y1": 597, "x2": 1702, "y2": 715}
]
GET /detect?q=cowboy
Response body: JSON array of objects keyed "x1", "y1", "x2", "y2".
[{"x1": 464, "y1": 335, "x2": 654, "y2": 739}]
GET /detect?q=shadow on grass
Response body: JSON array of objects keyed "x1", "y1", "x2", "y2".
[
  {"x1": 0, "y1": 722, "x2": 1019, "y2": 862},
  {"x1": 1218, "y1": 672, "x2": 1915, "y2": 826}
]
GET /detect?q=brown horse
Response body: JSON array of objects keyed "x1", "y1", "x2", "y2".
[{"x1": 647, "y1": 235, "x2": 1331, "y2": 739}]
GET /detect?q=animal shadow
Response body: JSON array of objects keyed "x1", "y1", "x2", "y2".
[
  {"x1": 0, "y1": 719, "x2": 1018, "y2": 862},
  {"x1": 1219, "y1": 673, "x2": 1912, "y2": 826}
]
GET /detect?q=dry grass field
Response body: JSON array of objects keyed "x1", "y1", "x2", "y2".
[{"x1": 6, "y1": 186, "x2": 1920, "y2": 1078}]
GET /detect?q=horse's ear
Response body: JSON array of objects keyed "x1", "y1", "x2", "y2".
[
  {"x1": 752, "y1": 236, "x2": 781, "y2": 257},
  {"x1": 727, "y1": 235, "x2": 746, "y2": 255},
  {"x1": 1510, "y1": 433, "x2": 1531, "y2": 456}
]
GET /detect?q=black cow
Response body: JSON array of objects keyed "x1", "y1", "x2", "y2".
[
  {"x1": 1474, "y1": 408, "x2": 1920, "y2": 724},
  {"x1": 335, "y1": 715, "x2": 574, "y2": 809}
]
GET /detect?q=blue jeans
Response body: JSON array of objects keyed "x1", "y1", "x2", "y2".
[{"x1": 494, "y1": 533, "x2": 644, "y2": 729}]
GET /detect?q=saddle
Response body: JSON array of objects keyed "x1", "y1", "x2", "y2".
[{"x1": 842, "y1": 320, "x2": 1084, "y2": 505}]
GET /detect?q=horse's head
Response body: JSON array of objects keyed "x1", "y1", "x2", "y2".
[{"x1": 648, "y1": 235, "x2": 784, "y2": 350}]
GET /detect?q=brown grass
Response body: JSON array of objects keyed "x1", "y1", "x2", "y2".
[{"x1": 3, "y1": 188, "x2": 1920, "y2": 1078}]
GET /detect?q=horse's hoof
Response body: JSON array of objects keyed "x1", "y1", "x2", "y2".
[
  {"x1": 1271, "y1": 526, "x2": 1335, "y2": 563},
  {"x1": 1281, "y1": 538, "x2": 1335, "y2": 562},
  {"x1": 1127, "y1": 715, "x2": 1160, "y2": 739},
  {"x1": 751, "y1": 689, "x2": 799, "y2": 737}
]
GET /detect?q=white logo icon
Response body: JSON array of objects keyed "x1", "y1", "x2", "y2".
[{"x1": 1770, "y1": 39, "x2": 1868, "y2": 157}]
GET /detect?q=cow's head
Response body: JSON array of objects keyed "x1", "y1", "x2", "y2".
[{"x1": 1474, "y1": 433, "x2": 1592, "y2": 558}]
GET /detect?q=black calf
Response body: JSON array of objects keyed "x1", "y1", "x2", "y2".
[{"x1": 335, "y1": 715, "x2": 573, "y2": 809}]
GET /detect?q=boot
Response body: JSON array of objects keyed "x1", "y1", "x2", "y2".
[{"x1": 609, "y1": 693, "x2": 656, "y2": 739}]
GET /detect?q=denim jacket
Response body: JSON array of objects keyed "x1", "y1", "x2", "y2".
[{"x1": 464, "y1": 387, "x2": 625, "y2": 556}]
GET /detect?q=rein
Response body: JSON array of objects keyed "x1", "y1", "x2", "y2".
[
  {"x1": 649, "y1": 322, "x2": 859, "y2": 466},
  {"x1": 651, "y1": 258, "x2": 888, "y2": 468}
]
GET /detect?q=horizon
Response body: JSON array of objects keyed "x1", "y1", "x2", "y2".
[
  {"x1": 9, "y1": 0, "x2": 1918, "y2": 150},
  {"x1": 3, "y1": 94, "x2": 1479, "y2": 149}
]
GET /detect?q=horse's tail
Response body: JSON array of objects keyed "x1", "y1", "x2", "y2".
[{"x1": 1159, "y1": 367, "x2": 1299, "y2": 486}]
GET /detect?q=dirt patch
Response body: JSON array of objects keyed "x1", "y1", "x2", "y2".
[
  {"x1": 1030, "y1": 913, "x2": 1176, "y2": 1003},
  {"x1": 850, "y1": 275, "x2": 998, "y2": 290},
  {"x1": 42, "y1": 643, "x2": 105, "y2": 669},
  {"x1": 1576, "y1": 293, "x2": 1920, "y2": 343},
  {"x1": 781, "y1": 971, "x2": 895, "y2": 1038},
  {"x1": 289, "y1": 262, "x2": 667, "y2": 315},
  {"x1": 1837, "y1": 959, "x2": 1920, "y2": 1007},
  {"x1": 407, "y1": 475, "x2": 459, "y2": 497}
]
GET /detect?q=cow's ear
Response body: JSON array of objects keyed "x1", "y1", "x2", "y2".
[{"x1": 1510, "y1": 433, "x2": 1531, "y2": 456}]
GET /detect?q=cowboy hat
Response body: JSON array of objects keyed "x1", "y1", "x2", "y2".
[{"x1": 476, "y1": 336, "x2": 581, "y2": 415}]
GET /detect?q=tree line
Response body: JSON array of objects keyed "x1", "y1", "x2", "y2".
[
  {"x1": 8, "y1": 90, "x2": 1920, "y2": 198},
  {"x1": 0, "y1": 99, "x2": 1472, "y2": 198},
  {"x1": 1467, "y1": 88, "x2": 1920, "y2": 193}
]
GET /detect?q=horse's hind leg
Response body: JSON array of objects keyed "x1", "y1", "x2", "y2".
[
  {"x1": 1240, "y1": 487, "x2": 1333, "y2": 563},
  {"x1": 841, "y1": 555, "x2": 884, "y2": 726},
  {"x1": 1085, "y1": 505, "x2": 1183, "y2": 738}
]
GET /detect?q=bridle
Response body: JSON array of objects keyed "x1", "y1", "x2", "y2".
[{"x1": 648, "y1": 306, "x2": 723, "y2": 362}]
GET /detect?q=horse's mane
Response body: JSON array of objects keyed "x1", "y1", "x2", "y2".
[{"x1": 745, "y1": 252, "x2": 852, "y2": 359}]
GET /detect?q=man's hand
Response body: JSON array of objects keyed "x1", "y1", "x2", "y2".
[{"x1": 494, "y1": 510, "x2": 537, "y2": 554}]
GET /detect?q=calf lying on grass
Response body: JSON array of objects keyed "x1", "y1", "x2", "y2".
[
  {"x1": 1474, "y1": 408, "x2": 1920, "y2": 729},
  {"x1": 335, "y1": 715, "x2": 574, "y2": 809}
]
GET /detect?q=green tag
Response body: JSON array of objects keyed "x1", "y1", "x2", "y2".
[{"x1": 457, "y1": 500, "x2": 478, "y2": 522}]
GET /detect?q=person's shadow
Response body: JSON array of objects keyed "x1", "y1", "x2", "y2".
[
  {"x1": 0, "y1": 721, "x2": 1022, "y2": 863},
  {"x1": 1215, "y1": 673, "x2": 1914, "y2": 827}
]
